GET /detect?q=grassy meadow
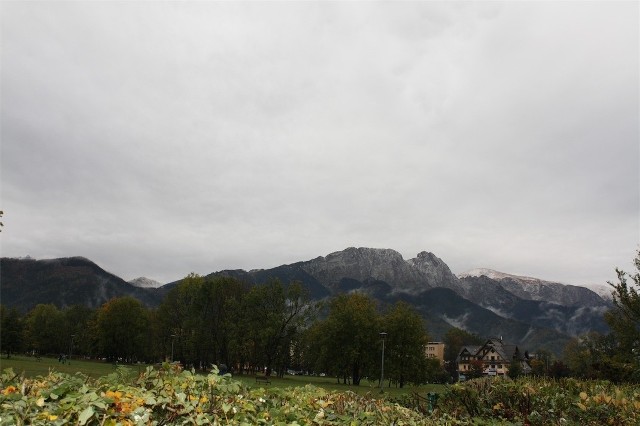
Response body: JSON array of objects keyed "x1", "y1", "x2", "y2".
[
  {"x1": 0, "y1": 355, "x2": 445, "y2": 398},
  {"x1": 3, "y1": 355, "x2": 639, "y2": 425}
]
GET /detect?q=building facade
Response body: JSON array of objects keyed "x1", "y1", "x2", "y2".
[
  {"x1": 424, "y1": 341, "x2": 445, "y2": 365},
  {"x1": 456, "y1": 337, "x2": 530, "y2": 378}
]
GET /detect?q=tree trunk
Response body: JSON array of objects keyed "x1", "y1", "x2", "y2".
[{"x1": 352, "y1": 364, "x2": 361, "y2": 385}]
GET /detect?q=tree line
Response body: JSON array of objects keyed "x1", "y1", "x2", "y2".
[{"x1": 0, "y1": 275, "x2": 446, "y2": 386}]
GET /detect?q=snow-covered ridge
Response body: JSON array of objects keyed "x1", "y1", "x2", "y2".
[
  {"x1": 129, "y1": 277, "x2": 163, "y2": 288},
  {"x1": 457, "y1": 268, "x2": 612, "y2": 303},
  {"x1": 458, "y1": 268, "x2": 541, "y2": 282},
  {"x1": 582, "y1": 283, "x2": 614, "y2": 300}
]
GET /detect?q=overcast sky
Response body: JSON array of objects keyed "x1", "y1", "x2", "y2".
[{"x1": 1, "y1": 1, "x2": 638, "y2": 287}]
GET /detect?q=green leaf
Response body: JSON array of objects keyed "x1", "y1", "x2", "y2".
[
  {"x1": 92, "y1": 401, "x2": 107, "y2": 409},
  {"x1": 78, "y1": 406, "x2": 94, "y2": 425}
]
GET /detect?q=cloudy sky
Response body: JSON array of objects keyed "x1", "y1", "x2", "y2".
[{"x1": 1, "y1": 1, "x2": 638, "y2": 286}]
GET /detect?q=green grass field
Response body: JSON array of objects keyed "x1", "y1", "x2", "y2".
[
  {"x1": 0, "y1": 355, "x2": 147, "y2": 379},
  {"x1": 0, "y1": 355, "x2": 445, "y2": 398}
]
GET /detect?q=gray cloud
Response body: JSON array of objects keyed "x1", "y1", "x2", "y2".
[{"x1": 1, "y1": 1, "x2": 637, "y2": 285}]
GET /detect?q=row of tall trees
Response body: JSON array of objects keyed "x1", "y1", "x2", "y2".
[
  {"x1": 156, "y1": 275, "x2": 314, "y2": 375},
  {"x1": 1, "y1": 276, "x2": 444, "y2": 385},
  {"x1": 1, "y1": 276, "x2": 314, "y2": 376},
  {"x1": 304, "y1": 294, "x2": 439, "y2": 387},
  {"x1": 0, "y1": 299, "x2": 149, "y2": 362}
]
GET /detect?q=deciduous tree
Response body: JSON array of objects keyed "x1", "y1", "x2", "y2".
[
  {"x1": 309, "y1": 293, "x2": 379, "y2": 385},
  {"x1": 96, "y1": 297, "x2": 150, "y2": 362},
  {"x1": 0, "y1": 305, "x2": 23, "y2": 357},
  {"x1": 237, "y1": 279, "x2": 314, "y2": 376},
  {"x1": 23, "y1": 304, "x2": 66, "y2": 355},
  {"x1": 63, "y1": 305, "x2": 96, "y2": 358},
  {"x1": 381, "y1": 301, "x2": 429, "y2": 387}
]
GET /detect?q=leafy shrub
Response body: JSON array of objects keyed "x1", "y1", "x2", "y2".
[
  {"x1": 0, "y1": 364, "x2": 451, "y2": 425},
  {"x1": 7, "y1": 364, "x2": 636, "y2": 425},
  {"x1": 439, "y1": 376, "x2": 640, "y2": 425}
]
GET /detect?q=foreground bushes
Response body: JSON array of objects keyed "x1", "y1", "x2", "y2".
[
  {"x1": 3, "y1": 366, "x2": 640, "y2": 425},
  {"x1": 0, "y1": 364, "x2": 440, "y2": 425},
  {"x1": 437, "y1": 376, "x2": 640, "y2": 425}
]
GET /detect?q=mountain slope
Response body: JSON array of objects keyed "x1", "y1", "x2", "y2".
[
  {"x1": 458, "y1": 275, "x2": 610, "y2": 336},
  {"x1": 0, "y1": 257, "x2": 162, "y2": 311},
  {"x1": 458, "y1": 268, "x2": 606, "y2": 307},
  {"x1": 393, "y1": 287, "x2": 571, "y2": 354},
  {"x1": 209, "y1": 264, "x2": 331, "y2": 300}
]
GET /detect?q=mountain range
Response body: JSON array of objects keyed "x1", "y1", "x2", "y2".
[{"x1": 0, "y1": 247, "x2": 613, "y2": 355}]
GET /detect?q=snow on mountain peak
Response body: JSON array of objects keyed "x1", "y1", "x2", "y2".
[
  {"x1": 458, "y1": 268, "x2": 614, "y2": 302},
  {"x1": 128, "y1": 277, "x2": 163, "y2": 288},
  {"x1": 457, "y1": 268, "x2": 539, "y2": 282}
]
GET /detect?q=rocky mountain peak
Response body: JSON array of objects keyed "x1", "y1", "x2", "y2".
[
  {"x1": 295, "y1": 247, "x2": 467, "y2": 295},
  {"x1": 325, "y1": 247, "x2": 404, "y2": 262},
  {"x1": 408, "y1": 251, "x2": 463, "y2": 293},
  {"x1": 412, "y1": 251, "x2": 449, "y2": 269},
  {"x1": 297, "y1": 247, "x2": 424, "y2": 294}
]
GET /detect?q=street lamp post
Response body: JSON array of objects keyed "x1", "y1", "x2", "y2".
[
  {"x1": 379, "y1": 332, "x2": 387, "y2": 392},
  {"x1": 69, "y1": 334, "x2": 75, "y2": 364},
  {"x1": 171, "y1": 334, "x2": 176, "y2": 362}
]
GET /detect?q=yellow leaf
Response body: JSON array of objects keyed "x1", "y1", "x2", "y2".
[
  {"x1": 576, "y1": 402, "x2": 587, "y2": 411},
  {"x1": 580, "y1": 392, "x2": 588, "y2": 401},
  {"x1": 36, "y1": 397, "x2": 45, "y2": 407}
]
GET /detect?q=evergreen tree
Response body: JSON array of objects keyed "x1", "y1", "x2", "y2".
[
  {"x1": 0, "y1": 305, "x2": 23, "y2": 357},
  {"x1": 606, "y1": 250, "x2": 640, "y2": 381}
]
